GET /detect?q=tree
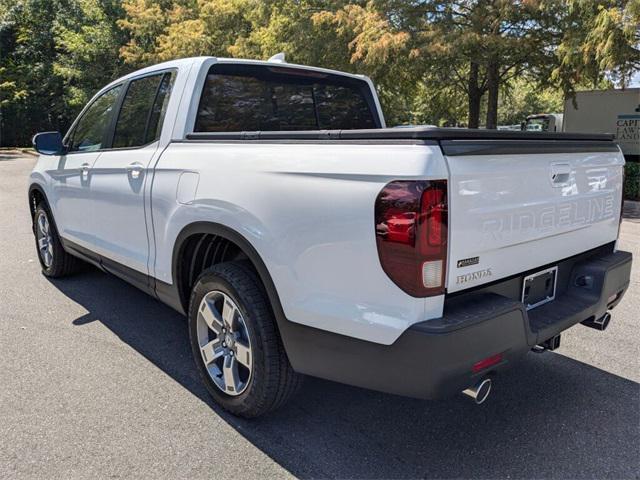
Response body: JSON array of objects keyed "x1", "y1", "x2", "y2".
[
  {"x1": 497, "y1": 77, "x2": 564, "y2": 126},
  {"x1": 0, "y1": 0, "x2": 66, "y2": 146},
  {"x1": 118, "y1": 0, "x2": 257, "y2": 66},
  {"x1": 54, "y1": 0, "x2": 127, "y2": 110},
  {"x1": 316, "y1": 1, "x2": 572, "y2": 129},
  {"x1": 312, "y1": 1, "x2": 418, "y2": 125},
  {"x1": 410, "y1": 80, "x2": 468, "y2": 126},
  {"x1": 115, "y1": 0, "x2": 640, "y2": 129},
  {"x1": 0, "y1": 0, "x2": 124, "y2": 146},
  {"x1": 118, "y1": 0, "x2": 174, "y2": 66},
  {"x1": 553, "y1": 0, "x2": 640, "y2": 93},
  {"x1": 1, "y1": 0, "x2": 638, "y2": 146}
]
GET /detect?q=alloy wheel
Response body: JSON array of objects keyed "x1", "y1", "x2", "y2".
[
  {"x1": 196, "y1": 290, "x2": 253, "y2": 396},
  {"x1": 36, "y1": 211, "x2": 54, "y2": 268}
]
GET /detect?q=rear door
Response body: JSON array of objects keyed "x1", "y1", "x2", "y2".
[
  {"x1": 443, "y1": 140, "x2": 624, "y2": 293},
  {"x1": 51, "y1": 85, "x2": 122, "y2": 249},
  {"x1": 89, "y1": 71, "x2": 174, "y2": 280}
]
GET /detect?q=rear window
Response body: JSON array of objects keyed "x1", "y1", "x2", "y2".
[
  {"x1": 113, "y1": 71, "x2": 174, "y2": 148},
  {"x1": 194, "y1": 64, "x2": 379, "y2": 132}
]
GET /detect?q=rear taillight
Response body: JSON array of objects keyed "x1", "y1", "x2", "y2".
[{"x1": 375, "y1": 180, "x2": 448, "y2": 297}]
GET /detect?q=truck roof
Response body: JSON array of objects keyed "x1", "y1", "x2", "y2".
[{"x1": 100, "y1": 56, "x2": 369, "y2": 94}]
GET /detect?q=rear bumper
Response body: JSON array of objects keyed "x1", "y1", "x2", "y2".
[{"x1": 282, "y1": 248, "x2": 632, "y2": 399}]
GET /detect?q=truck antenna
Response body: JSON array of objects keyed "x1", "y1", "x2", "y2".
[{"x1": 268, "y1": 52, "x2": 286, "y2": 63}]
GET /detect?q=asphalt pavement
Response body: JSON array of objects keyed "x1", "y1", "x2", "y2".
[{"x1": 1, "y1": 152, "x2": 638, "y2": 479}]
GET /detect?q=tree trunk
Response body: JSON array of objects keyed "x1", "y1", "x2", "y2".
[
  {"x1": 485, "y1": 60, "x2": 499, "y2": 130},
  {"x1": 467, "y1": 62, "x2": 481, "y2": 129}
]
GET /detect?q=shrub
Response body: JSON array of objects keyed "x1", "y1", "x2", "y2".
[{"x1": 624, "y1": 163, "x2": 640, "y2": 200}]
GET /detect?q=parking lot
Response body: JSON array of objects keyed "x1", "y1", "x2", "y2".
[{"x1": 1, "y1": 152, "x2": 638, "y2": 479}]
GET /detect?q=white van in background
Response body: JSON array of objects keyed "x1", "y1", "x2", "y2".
[{"x1": 523, "y1": 113, "x2": 563, "y2": 132}]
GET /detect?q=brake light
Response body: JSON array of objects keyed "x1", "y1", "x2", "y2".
[{"x1": 375, "y1": 180, "x2": 448, "y2": 297}]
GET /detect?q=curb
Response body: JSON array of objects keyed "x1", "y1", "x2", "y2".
[
  {"x1": 0, "y1": 148, "x2": 37, "y2": 157},
  {"x1": 20, "y1": 148, "x2": 38, "y2": 157}
]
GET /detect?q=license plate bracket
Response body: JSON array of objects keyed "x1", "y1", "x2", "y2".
[{"x1": 522, "y1": 266, "x2": 558, "y2": 311}]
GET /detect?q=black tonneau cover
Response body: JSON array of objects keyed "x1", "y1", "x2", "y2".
[
  {"x1": 184, "y1": 127, "x2": 618, "y2": 155},
  {"x1": 186, "y1": 126, "x2": 614, "y2": 141}
]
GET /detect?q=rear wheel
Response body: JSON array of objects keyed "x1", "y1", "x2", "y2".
[
  {"x1": 188, "y1": 261, "x2": 302, "y2": 418},
  {"x1": 33, "y1": 204, "x2": 81, "y2": 277}
]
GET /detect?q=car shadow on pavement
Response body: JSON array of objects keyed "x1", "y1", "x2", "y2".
[{"x1": 50, "y1": 268, "x2": 639, "y2": 480}]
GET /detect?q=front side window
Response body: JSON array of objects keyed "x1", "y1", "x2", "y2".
[
  {"x1": 194, "y1": 64, "x2": 378, "y2": 132},
  {"x1": 68, "y1": 86, "x2": 122, "y2": 152},
  {"x1": 113, "y1": 72, "x2": 175, "y2": 148}
]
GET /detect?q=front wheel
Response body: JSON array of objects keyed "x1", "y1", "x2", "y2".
[
  {"x1": 188, "y1": 262, "x2": 302, "y2": 418},
  {"x1": 33, "y1": 204, "x2": 81, "y2": 277}
]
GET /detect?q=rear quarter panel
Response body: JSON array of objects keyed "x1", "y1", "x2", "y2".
[{"x1": 151, "y1": 141, "x2": 447, "y2": 344}]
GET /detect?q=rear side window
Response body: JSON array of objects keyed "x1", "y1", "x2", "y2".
[
  {"x1": 69, "y1": 86, "x2": 122, "y2": 152},
  {"x1": 113, "y1": 72, "x2": 174, "y2": 148},
  {"x1": 194, "y1": 64, "x2": 378, "y2": 132}
]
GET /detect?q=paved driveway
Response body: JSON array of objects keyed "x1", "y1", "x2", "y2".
[{"x1": 1, "y1": 152, "x2": 638, "y2": 479}]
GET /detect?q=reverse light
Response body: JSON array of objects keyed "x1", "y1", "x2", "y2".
[
  {"x1": 375, "y1": 180, "x2": 448, "y2": 297},
  {"x1": 422, "y1": 260, "x2": 443, "y2": 289}
]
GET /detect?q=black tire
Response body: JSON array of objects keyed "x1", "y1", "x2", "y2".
[
  {"x1": 188, "y1": 261, "x2": 303, "y2": 418},
  {"x1": 33, "y1": 204, "x2": 81, "y2": 278}
]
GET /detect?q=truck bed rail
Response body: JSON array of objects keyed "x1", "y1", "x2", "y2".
[{"x1": 185, "y1": 126, "x2": 614, "y2": 142}]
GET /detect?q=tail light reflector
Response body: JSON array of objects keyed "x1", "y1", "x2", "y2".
[
  {"x1": 375, "y1": 180, "x2": 448, "y2": 297},
  {"x1": 472, "y1": 353, "x2": 503, "y2": 373}
]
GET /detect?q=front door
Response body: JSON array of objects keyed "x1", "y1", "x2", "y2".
[
  {"x1": 50, "y1": 85, "x2": 123, "y2": 250},
  {"x1": 89, "y1": 72, "x2": 175, "y2": 281}
]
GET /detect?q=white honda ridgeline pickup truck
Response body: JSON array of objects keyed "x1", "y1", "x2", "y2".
[{"x1": 29, "y1": 56, "x2": 632, "y2": 417}]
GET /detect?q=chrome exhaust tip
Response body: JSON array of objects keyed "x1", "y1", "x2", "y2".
[
  {"x1": 581, "y1": 312, "x2": 611, "y2": 331},
  {"x1": 463, "y1": 378, "x2": 492, "y2": 405}
]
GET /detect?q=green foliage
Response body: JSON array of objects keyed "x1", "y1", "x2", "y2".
[
  {"x1": 624, "y1": 162, "x2": 640, "y2": 200},
  {"x1": 553, "y1": 0, "x2": 640, "y2": 94},
  {"x1": 0, "y1": 0, "x2": 67, "y2": 145},
  {"x1": 406, "y1": 81, "x2": 467, "y2": 127},
  {"x1": 497, "y1": 78, "x2": 564, "y2": 126},
  {"x1": 1, "y1": 0, "x2": 639, "y2": 146},
  {"x1": 54, "y1": 0, "x2": 127, "y2": 109}
]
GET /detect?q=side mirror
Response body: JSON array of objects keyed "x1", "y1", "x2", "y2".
[{"x1": 32, "y1": 131, "x2": 65, "y2": 155}]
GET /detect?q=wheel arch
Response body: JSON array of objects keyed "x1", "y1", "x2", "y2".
[
  {"x1": 28, "y1": 183, "x2": 50, "y2": 220},
  {"x1": 28, "y1": 183, "x2": 59, "y2": 239},
  {"x1": 171, "y1": 222, "x2": 288, "y2": 328}
]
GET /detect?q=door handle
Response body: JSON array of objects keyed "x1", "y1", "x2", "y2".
[
  {"x1": 80, "y1": 163, "x2": 91, "y2": 181},
  {"x1": 550, "y1": 163, "x2": 571, "y2": 186},
  {"x1": 126, "y1": 163, "x2": 144, "y2": 180}
]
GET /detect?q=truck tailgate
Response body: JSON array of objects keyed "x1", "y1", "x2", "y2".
[{"x1": 442, "y1": 140, "x2": 624, "y2": 293}]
